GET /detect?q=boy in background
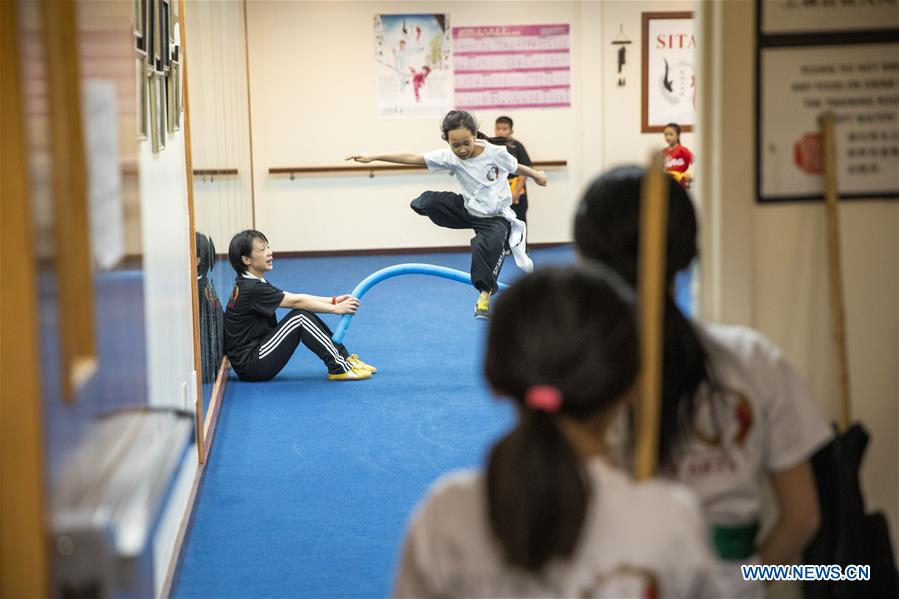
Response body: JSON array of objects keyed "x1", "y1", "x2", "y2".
[{"x1": 494, "y1": 116, "x2": 533, "y2": 224}]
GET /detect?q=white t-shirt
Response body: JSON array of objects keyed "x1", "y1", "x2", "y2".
[
  {"x1": 424, "y1": 141, "x2": 519, "y2": 218},
  {"x1": 423, "y1": 141, "x2": 533, "y2": 272},
  {"x1": 394, "y1": 458, "x2": 721, "y2": 598},
  {"x1": 608, "y1": 321, "x2": 833, "y2": 597}
]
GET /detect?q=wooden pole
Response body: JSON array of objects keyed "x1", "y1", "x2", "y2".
[
  {"x1": 819, "y1": 113, "x2": 851, "y2": 432},
  {"x1": 179, "y1": 0, "x2": 206, "y2": 463},
  {"x1": 634, "y1": 154, "x2": 669, "y2": 480}
]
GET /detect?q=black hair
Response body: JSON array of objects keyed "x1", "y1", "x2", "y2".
[
  {"x1": 228, "y1": 229, "x2": 268, "y2": 275},
  {"x1": 573, "y1": 165, "x2": 713, "y2": 470},
  {"x1": 485, "y1": 265, "x2": 639, "y2": 572},
  {"x1": 440, "y1": 110, "x2": 489, "y2": 141},
  {"x1": 664, "y1": 122, "x2": 681, "y2": 142},
  {"x1": 495, "y1": 115, "x2": 513, "y2": 129},
  {"x1": 196, "y1": 231, "x2": 216, "y2": 278}
]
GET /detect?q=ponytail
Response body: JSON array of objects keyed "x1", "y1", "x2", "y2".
[
  {"x1": 658, "y1": 294, "x2": 711, "y2": 469},
  {"x1": 574, "y1": 166, "x2": 718, "y2": 469},
  {"x1": 484, "y1": 267, "x2": 639, "y2": 572},
  {"x1": 486, "y1": 411, "x2": 589, "y2": 571}
]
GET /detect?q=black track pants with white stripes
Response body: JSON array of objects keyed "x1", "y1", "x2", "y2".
[
  {"x1": 237, "y1": 309, "x2": 352, "y2": 381},
  {"x1": 411, "y1": 191, "x2": 510, "y2": 294}
]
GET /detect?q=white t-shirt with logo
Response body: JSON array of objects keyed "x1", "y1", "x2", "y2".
[
  {"x1": 424, "y1": 141, "x2": 518, "y2": 218},
  {"x1": 608, "y1": 321, "x2": 833, "y2": 597},
  {"x1": 393, "y1": 458, "x2": 722, "y2": 598},
  {"x1": 423, "y1": 141, "x2": 533, "y2": 272}
]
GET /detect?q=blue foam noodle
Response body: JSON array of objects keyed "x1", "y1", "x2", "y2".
[{"x1": 332, "y1": 263, "x2": 509, "y2": 343}]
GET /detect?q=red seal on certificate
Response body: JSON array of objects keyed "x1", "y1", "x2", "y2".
[{"x1": 793, "y1": 132, "x2": 823, "y2": 175}]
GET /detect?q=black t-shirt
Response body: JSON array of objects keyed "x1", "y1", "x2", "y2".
[
  {"x1": 493, "y1": 136, "x2": 532, "y2": 195},
  {"x1": 198, "y1": 275, "x2": 225, "y2": 383},
  {"x1": 223, "y1": 275, "x2": 285, "y2": 371}
]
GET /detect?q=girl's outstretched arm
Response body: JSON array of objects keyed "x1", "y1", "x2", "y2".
[
  {"x1": 516, "y1": 163, "x2": 548, "y2": 186},
  {"x1": 345, "y1": 153, "x2": 425, "y2": 165}
]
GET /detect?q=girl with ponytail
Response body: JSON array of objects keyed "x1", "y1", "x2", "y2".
[
  {"x1": 394, "y1": 266, "x2": 719, "y2": 598},
  {"x1": 574, "y1": 166, "x2": 831, "y2": 597}
]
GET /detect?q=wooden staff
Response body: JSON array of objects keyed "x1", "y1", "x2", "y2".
[
  {"x1": 635, "y1": 154, "x2": 669, "y2": 480},
  {"x1": 819, "y1": 113, "x2": 851, "y2": 432}
]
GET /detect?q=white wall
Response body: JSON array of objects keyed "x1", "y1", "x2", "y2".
[
  {"x1": 137, "y1": 72, "x2": 199, "y2": 596},
  {"x1": 244, "y1": 0, "x2": 692, "y2": 252},
  {"x1": 598, "y1": 0, "x2": 697, "y2": 171},
  {"x1": 701, "y1": 0, "x2": 898, "y2": 559},
  {"x1": 139, "y1": 113, "x2": 196, "y2": 412}
]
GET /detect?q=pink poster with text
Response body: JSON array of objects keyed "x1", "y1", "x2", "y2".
[{"x1": 452, "y1": 24, "x2": 571, "y2": 110}]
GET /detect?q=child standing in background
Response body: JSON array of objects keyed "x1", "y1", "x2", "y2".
[
  {"x1": 662, "y1": 122, "x2": 694, "y2": 188},
  {"x1": 493, "y1": 115, "x2": 533, "y2": 224},
  {"x1": 346, "y1": 110, "x2": 547, "y2": 319}
]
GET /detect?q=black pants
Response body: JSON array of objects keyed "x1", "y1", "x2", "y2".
[
  {"x1": 236, "y1": 310, "x2": 352, "y2": 381},
  {"x1": 511, "y1": 194, "x2": 528, "y2": 224},
  {"x1": 411, "y1": 191, "x2": 510, "y2": 293}
]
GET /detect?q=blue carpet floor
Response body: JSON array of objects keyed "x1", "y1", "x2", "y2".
[{"x1": 173, "y1": 246, "x2": 692, "y2": 598}]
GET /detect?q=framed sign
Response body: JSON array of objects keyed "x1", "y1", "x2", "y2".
[
  {"x1": 758, "y1": 43, "x2": 899, "y2": 202},
  {"x1": 755, "y1": 1, "x2": 899, "y2": 202},
  {"x1": 761, "y1": 0, "x2": 899, "y2": 36},
  {"x1": 641, "y1": 12, "x2": 695, "y2": 133}
]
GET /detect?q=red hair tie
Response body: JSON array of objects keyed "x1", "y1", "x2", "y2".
[{"x1": 525, "y1": 385, "x2": 562, "y2": 413}]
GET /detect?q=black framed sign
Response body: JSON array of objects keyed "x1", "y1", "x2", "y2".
[
  {"x1": 755, "y1": 0, "x2": 899, "y2": 203},
  {"x1": 641, "y1": 11, "x2": 696, "y2": 133}
]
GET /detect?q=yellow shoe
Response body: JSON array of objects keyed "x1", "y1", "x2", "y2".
[
  {"x1": 327, "y1": 368, "x2": 372, "y2": 381},
  {"x1": 475, "y1": 295, "x2": 490, "y2": 320},
  {"x1": 348, "y1": 354, "x2": 377, "y2": 374}
]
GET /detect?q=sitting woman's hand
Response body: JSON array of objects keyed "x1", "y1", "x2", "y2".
[{"x1": 333, "y1": 296, "x2": 359, "y2": 314}]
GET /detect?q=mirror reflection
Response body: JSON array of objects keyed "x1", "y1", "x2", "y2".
[
  {"x1": 184, "y1": 0, "x2": 254, "y2": 443},
  {"x1": 196, "y1": 231, "x2": 224, "y2": 403}
]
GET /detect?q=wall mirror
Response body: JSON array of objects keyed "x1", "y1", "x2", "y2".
[{"x1": 183, "y1": 0, "x2": 254, "y2": 458}]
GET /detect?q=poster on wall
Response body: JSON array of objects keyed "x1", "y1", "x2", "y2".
[
  {"x1": 374, "y1": 14, "x2": 452, "y2": 119},
  {"x1": 761, "y1": 0, "x2": 899, "y2": 35},
  {"x1": 759, "y1": 43, "x2": 899, "y2": 201},
  {"x1": 452, "y1": 24, "x2": 570, "y2": 110},
  {"x1": 641, "y1": 12, "x2": 695, "y2": 133}
]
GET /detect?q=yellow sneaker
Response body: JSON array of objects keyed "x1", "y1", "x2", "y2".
[
  {"x1": 327, "y1": 368, "x2": 372, "y2": 381},
  {"x1": 348, "y1": 354, "x2": 377, "y2": 374},
  {"x1": 475, "y1": 295, "x2": 490, "y2": 320}
]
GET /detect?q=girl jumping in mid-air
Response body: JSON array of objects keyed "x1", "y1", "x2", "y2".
[{"x1": 346, "y1": 110, "x2": 547, "y2": 319}]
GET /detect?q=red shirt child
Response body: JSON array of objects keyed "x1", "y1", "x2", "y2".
[{"x1": 662, "y1": 123, "x2": 694, "y2": 188}]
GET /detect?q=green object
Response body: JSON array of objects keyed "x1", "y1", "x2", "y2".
[{"x1": 713, "y1": 522, "x2": 760, "y2": 560}]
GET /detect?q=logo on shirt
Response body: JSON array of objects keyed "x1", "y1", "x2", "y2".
[
  {"x1": 583, "y1": 565, "x2": 660, "y2": 598},
  {"x1": 227, "y1": 285, "x2": 239, "y2": 310},
  {"x1": 486, "y1": 166, "x2": 499, "y2": 182},
  {"x1": 692, "y1": 387, "x2": 754, "y2": 448}
]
